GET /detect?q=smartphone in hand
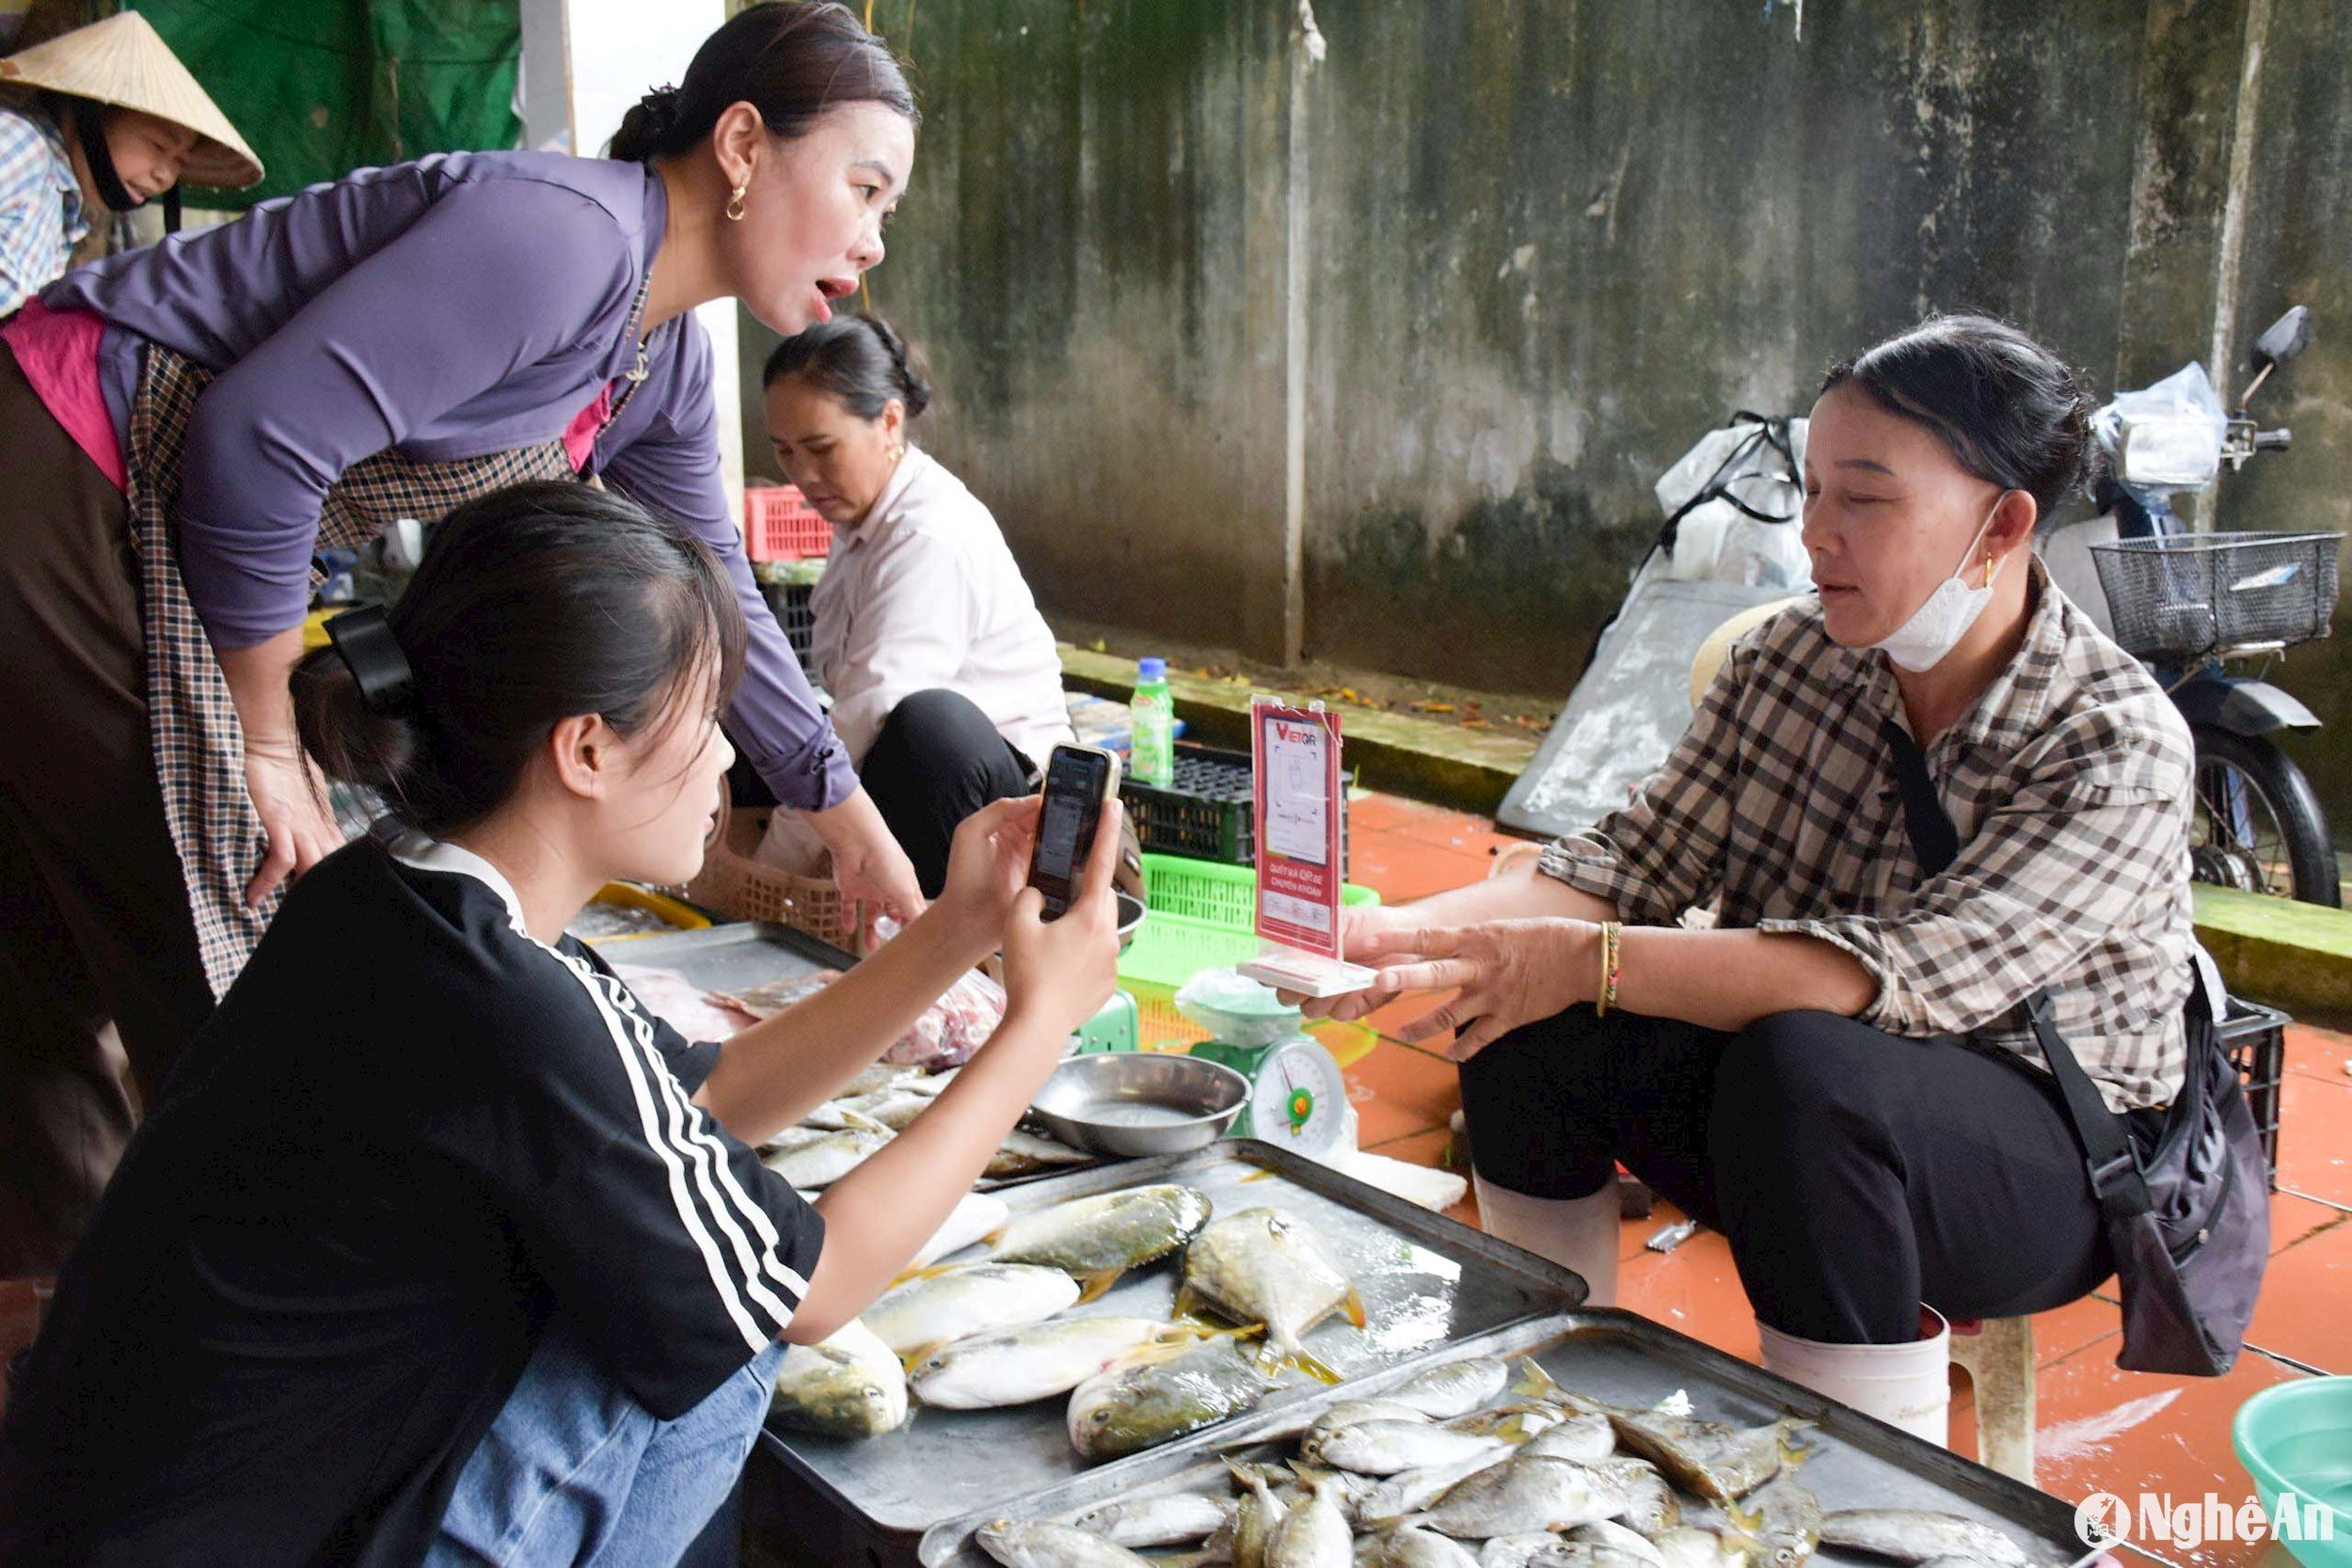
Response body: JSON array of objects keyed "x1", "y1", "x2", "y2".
[{"x1": 1026, "y1": 744, "x2": 1121, "y2": 920}]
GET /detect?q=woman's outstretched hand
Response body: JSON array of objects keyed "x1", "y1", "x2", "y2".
[
  {"x1": 1347, "y1": 918, "x2": 1597, "y2": 1061},
  {"x1": 933, "y1": 795, "x2": 1042, "y2": 948},
  {"x1": 997, "y1": 800, "x2": 1124, "y2": 1050}
]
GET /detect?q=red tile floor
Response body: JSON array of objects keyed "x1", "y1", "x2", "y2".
[
  {"x1": 1339, "y1": 792, "x2": 2351, "y2": 1567},
  {"x1": 2, "y1": 790, "x2": 2342, "y2": 1562}
]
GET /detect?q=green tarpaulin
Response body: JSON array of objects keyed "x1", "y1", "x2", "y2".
[{"x1": 136, "y1": 0, "x2": 520, "y2": 205}]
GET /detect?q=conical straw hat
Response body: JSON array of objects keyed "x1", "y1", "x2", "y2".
[{"x1": 0, "y1": 12, "x2": 262, "y2": 189}]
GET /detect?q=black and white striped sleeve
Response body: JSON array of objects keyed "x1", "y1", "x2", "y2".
[{"x1": 498, "y1": 943, "x2": 825, "y2": 1418}]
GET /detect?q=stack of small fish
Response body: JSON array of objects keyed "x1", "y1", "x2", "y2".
[
  {"x1": 771, "y1": 1183, "x2": 1372, "y2": 1465},
  {"x1": 973, "y1": 1355, "x2": 2038, "y2": 1568},
  {"x1": 755, "y1": 1060, "x2": 1094, "y2": 1190}
]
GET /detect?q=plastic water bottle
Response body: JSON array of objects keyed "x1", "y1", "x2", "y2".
[{"x1": 1130, "y1": 657, "x2": 1174, "y2": 787}]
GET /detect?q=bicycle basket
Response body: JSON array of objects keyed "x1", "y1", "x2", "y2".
[{"x1": 2087, "y1": 531, "x2": 2342, "y2": 660}]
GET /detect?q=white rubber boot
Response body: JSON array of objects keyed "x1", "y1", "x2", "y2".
[
  {"x1": 1472, "y1": 1174, "x2": 1620, "y2": 1307},
  {"x1": 1756, "y1": 1307, "x2": 1951, "y2": 1446}
]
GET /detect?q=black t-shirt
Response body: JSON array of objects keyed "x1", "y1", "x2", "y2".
[{"x1": 0, "y1": 836, "x2": 824, "y2": 1566}]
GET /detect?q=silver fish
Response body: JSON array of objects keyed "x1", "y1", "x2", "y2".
[
  {"x1": 1184, "y1": 1208, "x2": 1363, "y2": 1375},
  {"x1": 1648, "y1": 1528, "x2": 1748, "y2": 1568},
  {"x1": 864, "y1": 1263, "x2": 1080, "y2": 1357},
  {"x1": 911, "y1": 1317, "x2": 1224, "y2": 1409},
  {"x1": 1479, "y1": 1543, "x2": 1654, "y2": 1568},
  {"x1": 988, "y1": 1129, "x2": 1096, "y2": 1180},
  {"x1": 768, "y1": 1319, "x2": 908, "y2": 1439},
  {"x1": 1569, "y1": 1520, "x2": 1667, "y2": 1568},
  {"x1": 1513, "y1": 1363, "x2": 1805, "y2": 1503},
  {"x1": 990, "y1": 1184, "x2": 1216, "y2": 1289},
  {"x1": 1265, "y1": 1468, "x2": 1353, "y2": 1568},
  {"x1": 1349, "y1": 1450, "x2": 1515, "y2": 1528},
  {"x1": 1069, "y1": 1338, "x2": 1267, "y2": 1460},
  {"x1": 760, "y1": 1115, "x2": 892, "y2": 1189},
  {"x1": 1068, "y1": 1491, "x2": 1237, "y2": 1549},
  {"x1": 1818, "y1": 1511, "x2": 2030, "y2": 1567},
  {"x1": 1522, "y1": 1411, "x2": 1616, "y2": 1463},
  {"x1": 977, "y1": 1519, "x2": 1156, "y2": 1567},
  {"x1": 1387, "y1": 1356, "x2": 1512, "y2": 1419},
  {"x1": 1303, "y1": 1418, "x2": 1514, "y2": 1477},
  {"x1": 1593, "y1": 1457, "x2": 1679, "y2": 1535},
  {"x1": 1414, "y1": 1454, "x2": 1633, "y2": 1539},
  {"x1": 1730, "y1": 1475, "x2": 1822, "y2": 1568},
  {"x1": 1368, "y1": 1528, "x2": 1481, "y2": 1568},
  {"x1": 838, "y1": 1062, "x2": 920, "y2": 1099},
  {"x1": 1226, "y1": 1457, "x2": 1291, "y2": 1568}
]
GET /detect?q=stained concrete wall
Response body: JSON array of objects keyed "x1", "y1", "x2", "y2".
[{"x1": 740, "y1": 0, "x2": 2352, "y2": 829}]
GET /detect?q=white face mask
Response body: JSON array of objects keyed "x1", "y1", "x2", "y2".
[{"x1": 1868, "y1": 497, "x2": 2009, "y2": 673}]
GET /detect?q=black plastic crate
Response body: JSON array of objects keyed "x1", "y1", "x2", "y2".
[
  {"x1": 2218, "y1": 995, "x2": 2288, "y2": 1190},
  {"x1": 1120, "y1": 741, "x2": 1349, "y2": 875},
  {"x1": 760, "y1": 582, "x2": 818, "y2": 677}
]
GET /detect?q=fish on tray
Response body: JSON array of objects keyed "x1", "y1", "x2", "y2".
[
  {"x1": 1406, "y1": 1454, "x2": 1636, "y2": 1539},
  {"x1": 910, "y1": 1317, "x2": 1241, "y2": 1410},
  {"x1": 1729, "y1": 1473, "x2": 1823, "y2": 1568},
  {"x1": 1068, "y1": 1336, "x2": 1269, "y2": 1461},
  {"x1": 767, "y1": 1318, "x2": 907, "y2": 1439},
  {"x1": 1263, "y1": 1465, "x2": 1354, "y2": 1567},
  {"x1": 863, "y1": 1262, "x2": 1080, "y2": 1359},
  {"x1": 1303, "y1": 1414, "x2": 1523, "y2": 1478},
  {"x1": 1515, "y1": 1361, "x2": 1808, "y2": 1503},
  {"x1": 1818, "y1": 1510, "x2": 2030, "y2": 1566},
  {"x1": 986, "y1": 1129, "x2": 1094, "y2": 1180},
  {"x1": 984, "y1": 1183, "x2": 1215, "y2": 1296},
  {"x1": 759, "y1": 1114, "x2": 892, "y2": 1189},
  {"x1": 976, "y1": 1519, "x2": 1156, "y2": 1568},
  {"x1": 1067, "y1": 1489, "x2": 1237, "y2": 1550},
  {"x1": 1362, "y1": 1525, "x2": 1482, "y2": 1568},
  {"x1": 1384, "y1": 1355, "x2": 1511, "y2": 1420},
  {"x1": 1180, "y1": 1207, "x2": 1363, "y2": 1378}
]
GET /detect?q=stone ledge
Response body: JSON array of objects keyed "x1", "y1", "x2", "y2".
[
  {"x1": 1059, "y1": 644, "x2": 1539, "y2": 818},
  {"x1": 2193, "y1": 885, "x2": 2352, "y2": 1028}
]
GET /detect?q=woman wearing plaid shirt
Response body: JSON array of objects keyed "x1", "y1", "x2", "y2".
[{"x1": 1309, "y1": 315, "x2": 2201, "y2": 1442}]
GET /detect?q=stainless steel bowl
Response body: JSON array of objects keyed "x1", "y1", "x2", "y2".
[
  {"x1": 1115, "y1": 891, "x2": 1146, "y2": 952},
  {"x1": 1025, "y1": 1052, "x2": 1248, "y2": 1158}
]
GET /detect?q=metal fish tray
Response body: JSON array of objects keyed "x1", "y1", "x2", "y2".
[
  {"x1": 593, "y1": 919, "x2": 852, "y2": 990},
  {"x1": 918, "y1": 1308, "x2": 2093, "y2": 1567},
  {"x1": 746, "y1": 1140, "x2": 1588, "y2": 1567}
]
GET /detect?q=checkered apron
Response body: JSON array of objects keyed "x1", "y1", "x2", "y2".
[{"x1": 127, "y1": 345, "x2": 642, "y2": 996}]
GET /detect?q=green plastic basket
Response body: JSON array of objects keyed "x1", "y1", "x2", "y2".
[{"x1": 1119, "y1": 854, "x2": 1380, "y2": 992}]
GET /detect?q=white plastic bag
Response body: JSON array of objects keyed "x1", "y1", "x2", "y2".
[
  {"x1": 2094, "y1": 362, "x2": 2225, "y2": 492},
  {"x1": 1650, "y1": 418, "x2": 1812, "y2": 591},
  {"x1": 1173, "y1": 967, "x2": 1303, "y2": 1047}
]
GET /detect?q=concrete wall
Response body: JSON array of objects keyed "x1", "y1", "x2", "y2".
[{"x1": 741, "y1": 0, "x2": 2352, "y2": 828}]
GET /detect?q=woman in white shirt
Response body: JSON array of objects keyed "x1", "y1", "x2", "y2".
[{"x1": 763, "y1": 313, "x2": 1075, "y2": 893}]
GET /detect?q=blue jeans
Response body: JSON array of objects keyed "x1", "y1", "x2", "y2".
[{"x1": 428, "y1": 1318, "x2": 785, "y2": 1568}]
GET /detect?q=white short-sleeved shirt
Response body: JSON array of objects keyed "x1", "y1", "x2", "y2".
[{"x1": 811, "y1": 445, "x2": 1075, "y2": 769}]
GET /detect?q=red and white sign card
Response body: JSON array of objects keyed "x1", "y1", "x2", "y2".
[{"x1": 1236, "y1": 698, "x2": 1376, "y2": 998}]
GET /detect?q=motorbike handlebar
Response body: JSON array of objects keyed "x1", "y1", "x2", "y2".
[{"x1": 2254, "y1": 428, "x2": 2293, "y2": 451}]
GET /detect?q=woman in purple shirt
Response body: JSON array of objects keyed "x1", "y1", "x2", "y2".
[{"x1": 0, "y1": 1, "x2": 925, "y2": 1277}]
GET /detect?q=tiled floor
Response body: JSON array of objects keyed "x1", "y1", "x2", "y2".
[{"x1": 1335, "y1": 792, "x2": 2352, "y2": 1565}]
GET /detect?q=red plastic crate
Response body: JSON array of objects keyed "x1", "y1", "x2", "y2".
[{"x1": 744, "y1": 485, "x2": 831, "y2": 562}]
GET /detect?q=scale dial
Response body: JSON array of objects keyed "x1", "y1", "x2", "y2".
[{"x1": 1242, "y1": 1037, "x2": 1348, "y2": 1159}]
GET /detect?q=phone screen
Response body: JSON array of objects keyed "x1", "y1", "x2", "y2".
[{"x1": 1027, "y1": 747, "x2": 1113, "y2": 919}]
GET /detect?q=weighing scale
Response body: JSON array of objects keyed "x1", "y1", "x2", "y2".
[{"x1": 1186, "y1": 1033, "x2": 1350, "y2": 1159}]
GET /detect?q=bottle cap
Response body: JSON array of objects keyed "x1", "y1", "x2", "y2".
[{"x1": 1136, "y1": 657, "x2": 1168, "y2": 682}]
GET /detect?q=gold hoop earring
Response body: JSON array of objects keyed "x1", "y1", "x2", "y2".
[{"x1": 725, "y1": 182, "x2": 747, "y2": 222}]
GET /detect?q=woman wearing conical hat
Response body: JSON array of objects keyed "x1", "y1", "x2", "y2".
[{"x1": 0, "y1": 11, "x2": 261, "y2": 311}]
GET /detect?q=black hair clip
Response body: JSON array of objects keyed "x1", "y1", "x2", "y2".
[{"x1": 326, "y1": 606, "x2": 418, "y2": 717}]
